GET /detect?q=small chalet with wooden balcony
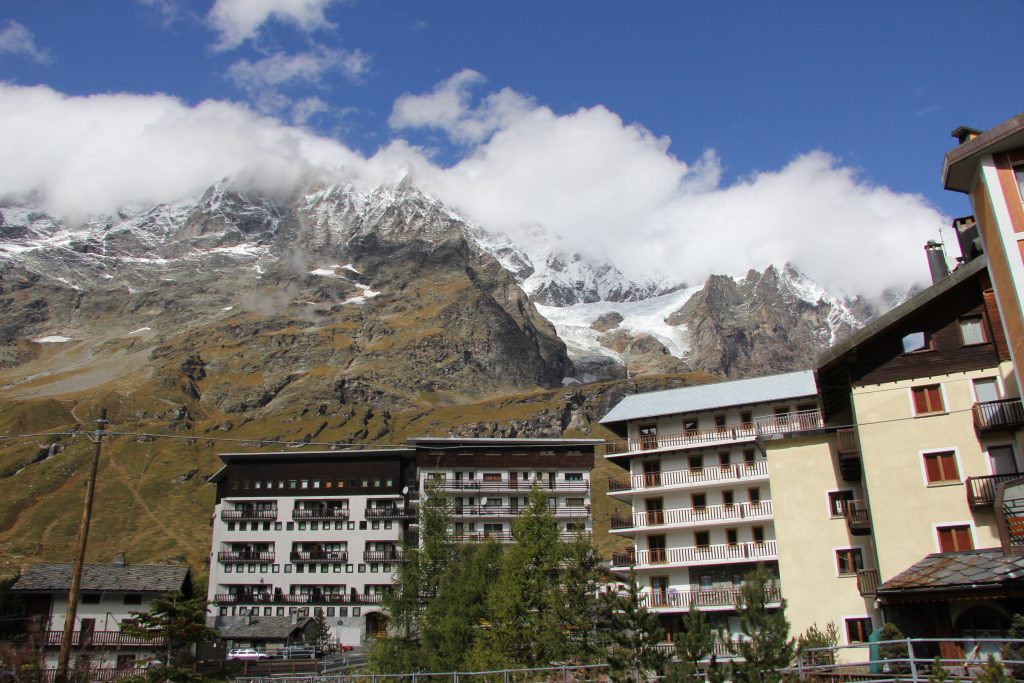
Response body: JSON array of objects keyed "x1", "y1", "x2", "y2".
[
  {"x1": 812, "y1": 251, "x2": 1024, "y2": 645},
  {"x1": 13, "y1": 559, "x2": 192, "y2": 674},
  {"x1": 600, "y1": 370, "x2": 823, "y2": 646}
]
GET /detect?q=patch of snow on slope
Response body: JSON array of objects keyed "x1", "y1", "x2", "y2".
[
  {"x1": 341, "y1": 263, "x2": 360, "y2": 274},
  {"x1": 127, "y1": 327, "x2": 152, "y2": 335},
  {"x1": 344, "y1": 283, "x2": 380, "y2": 305},
  {"x1": 33, "y1": 336, "x2": 72, "y2": 343},
  {"x1": 536, "y1": 285, "x2": 703, "y2": 360},
  {"x1": 310, "y1": 267, "x2": 340, "y2": 277}
]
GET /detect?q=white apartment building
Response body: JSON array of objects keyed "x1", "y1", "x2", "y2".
[
  {"x1": 207, "y1": 438, "x2": 602, "y2": 647},
  {"x1": 600, "y1": 371, "x2": 823, "y2": 648},
  {"x1": 207, "y1": 448, "x2": 418, "y2": 646},
  {"x1": 409, "y1": 437, "x2": 601, "y2": 542}
]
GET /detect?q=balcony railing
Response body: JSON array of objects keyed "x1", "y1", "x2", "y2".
[
  {"x1": 292, "y1": 507, "x2": 350, "y2": 521},
  {"x1": 753, "y1": 409, "x2": 824, "y2": 438},
  {"x1": 973, "y1": 398, "x2": 1024, "y2": 433},
  {"x1": 606, "y1": 425, "x2": 757, "y2": 456},
  {"x1": 453, "y1": 505, "x2": 589, "y2": 517},
  {"x1": 363, "y1": 549, "x2": 404, "y2": 562},
  {"x1": 289, "y1": 550, "x2": 348, "y2": 563},
  {"x1": 612, "y1": 541, "x2": 777, "y2": 568},
  {"x1": 42, "y1": 631, "x2": 165, "y2": 647},
  {"x1": 214, "y1": 592, "x2": 384, "y2": 605},
  {"x1": 653, "y1": 641, "x2": 739, "y2": 659},
  {"x1": 639, "y1": 584, "x2": 781, "y2": 610},
  {"x1": 967, "y1": 472, "x2": 1024, "y2": 508},
  {"x1": 436, "y1": 479, "x2": 590, "y2": 491},
  {"x1": 450, "y1": 531, "x2": 514, "y2": 543},
  {"x1": 221, "y1": 507, "x2": 277, "y2": 521},
  {"x1": 608, "y1": 461, "x2": 770, "y2": 494},
  {"x1": 217, "y1": 550, "x2": 275, "y2": 562},
  {"x1": 844, "y1": 499, "x2": 871, "y2": 535},
  {"x1": 365, "y1": 506, "x2": 415, "y2": 520},
  {"x1": 856, "y1": 569, "x2": 881, "y2": 597},
  {"x1": 610, "y1": 501, "x2": 773, "y2": 531}
]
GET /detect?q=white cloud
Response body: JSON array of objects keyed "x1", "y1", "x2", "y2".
[
  {"x1": 291, "y1": 96, "x2": 329, "y2": 125},
  {"x1": 389, "y1": 69, "x2": 534, "y2": 144},
  {"x1": 0, "y1": 77, "x2": 947, "y2": 299},
  {"x1": 227, "y1": 47, "x2": 369, "y2": 90},
  {"x1": 208, "y1": 0, "x2": 339, "y2": 50},
  {"x1": 0, "y1": 20, "x2": 52, "y2": 64}
]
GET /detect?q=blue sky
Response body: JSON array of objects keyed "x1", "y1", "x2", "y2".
[{"x1": 0, "y1": 0, "x2": 1021, "y2": 294}]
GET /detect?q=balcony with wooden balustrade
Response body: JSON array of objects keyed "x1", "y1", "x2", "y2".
[
  {"x1": 609, "y1": 501, "x2": 773, "y2": 533},
  {"x1": 844, "y1": 499, "x2": 871, "y2": 535},
  {"x1": 292, "y1": 506, "x2": 350, "y2": 521},
  {"x1": 220, "y1": 507, "x2": 277, "y2": 521},
  {"x1": 640, "y1": 584, "x2": 781, "y2": 611},
  {"x1": 217, "y1": 549, "x2": 275, "y2": 563},
  {"x1": 364, "y1": 506, "x2": 415, "y2": 520},
  {"x1": 289, "y1": 550, "x2": 348, "y2": 563},
  {"x1": 605, "y1": 424, "x2": 757, "y2": 458},
  {"x1": 42, "y1": 631, "x2": 166, "y2": 647},
  {"x1": 434, "y1": 478, "x2": 590, "y2": 492},
  {"x1": 611, "y1": 540, "x2": 777, "y2": 569},
  {"x1": 966, "y1": 472, "x2": 1024, "y2": 508}
]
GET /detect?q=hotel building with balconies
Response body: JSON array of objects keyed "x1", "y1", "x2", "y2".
[
  {"x1": 206, "y1": 438, "x2": 601, "y2": 647},
  {"x1": 600, "y1": 370, "x2": 821, "y2": 642}
]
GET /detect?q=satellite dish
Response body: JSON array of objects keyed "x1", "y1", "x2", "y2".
[
  {"x1": 480, "y1": 497, "x2": 488, "y2": 505},
  {"x1": 402, "y1": 486, "x2": 409, "y2": 496}
]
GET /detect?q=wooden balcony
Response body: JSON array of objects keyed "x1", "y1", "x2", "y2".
[
  {"x1": 363, "y1": 549, "x2": 404, "y2": 562},
  {"x1": 973, "y1": 398, "x2": 1024, "y2": 433},
  {"x1": 967, "y1": 472, "x2": 1024, "y2": 508},
  {"x1": 608, "y1": 461, "x2": 770, "y2": 495},
  {"x1": 436, "y1": 479, "x2": 589, "y2": 492},
  {"x1": 856, "y1": 569, "x2": 881, "y2": 597},
  {"x1": 364, "y1": 506, "x2": 415, "y2": 519},
  {"x1": 606, "y1": 424, "x2": 757, "y2": 456},
  {"x1": 844, "y1": 499, "x2": 871, "y2": 536},
  {"x1": 653, "y1": 641, "x2": 739, "y2": 659},
  {"x1": 453, "y1": 505, "x2": 589, "y2": 518},
  {"x1": 611, "y1": 540, "x2": 777, "y2": 569},
  {"x1": 42, "y1": 630, "x2": 165, "y2": 647},
  {"x1": 753, "y1": 409, "x2": 824, "y2": 439},
  {"x1": 292, "y1": 507, "x2": 350, "y2": 521},
  {"x1": 221, "y1": 507, "x2": 277, "y2": 521},
  {"x1": 289, "y1": 550, "x2": 348, "y2": 563},
  {"x1": 217, "y1": 550, "x2": 275, "y2": 562},
  {"x1": 214, "y1": 592, "x2": 384, "y2": 605},
  {"x1": 610, "y1": 501, "x2": 772, "y2": 532},
  {"x1": 640, "y1": 584, "x2": 781, "y2": 610},
  {"x1": 836, "y1": 428, "x2": 862, "y2": 482}
]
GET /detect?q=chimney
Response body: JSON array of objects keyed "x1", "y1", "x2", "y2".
[
  {"x1": 925, "y1": 241, "x2": 950, "y2": 284},
  {"x1": 113, "y1": 552, "x2": 127, "y2": 568},
  {"x1": 953, "y1": 216, "x2": 982, "y2": 263},
  {"x1": 951, "y1": 125, "x2": 983, "y2": 145}
]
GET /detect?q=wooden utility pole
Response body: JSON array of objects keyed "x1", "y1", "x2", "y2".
[{"x1": 54, "y1": 408, "x2": 108, "y2": 683}]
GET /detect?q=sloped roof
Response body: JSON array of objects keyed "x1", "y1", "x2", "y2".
[
  {"x1": 878, "y1": 549, "x2": 1024, "y2": 596},
  {"x1": 13, "y1": 563, "x2": 190, "y2": 593},
  {"x1": 219, "y1": 616, "x2": 312, "y2": 640},
  {"x1": 599, "y1": 370, "x2": 817, "y2": 426}
]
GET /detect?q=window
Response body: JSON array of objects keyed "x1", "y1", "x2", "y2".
[
  {"x1": 648, "y1": 535, "x2": 667, "y2": 563},
  {"x1": 846, "y1": 617, "x2": 873, "y2": 644},
  {"x1": 1016, "y1": 164, "x2": 1024, "y2": 203},
  {"x1": 912, "y1": 385, "x2": 945, "y2": 415},
  {"x1": 748, "y1": 487, "x2": 761, "y2": 505},
  {"x1": 639, "y1": 424, "x2": 658, "y2": 449},
  {"x1": 698, "y1": 574, "x2": 713, "y2": 590},
  {"x1": 902, "y1": 331, "x2": 931, "y2": 353},
  {"x1": 836, "y1": 548, "x2": 864, "y2": 575},
  {"x1": 938, "y1": 525, "x2": 974, "y2": 552},
  {"x1": 718, "y1": 451, "x2": 730, "y2": 467},
  {"x1": 752, "y1": 526, "x2": 765, "y2": 544},
  {"x1": 565, "y1": 472, "x2": 583, "y2": 481},
  {"x1": 743, "y1": 448, "x2": 756, "y2": 466},
  {"x1": 691, "y1": 493, "x2": 707, "y2": 510},
  {"x1": 722, "y1": 490, "x2": 734, "y2": 507},
  {"x1": 959, "y1": 316, "x2": 987, "y2": 345},
  {"x1": 923, "y1": 451, "x2": 960, "y2": 484},
  {"x1": 828, "y1": 490, "x2": 854, "y2": 518},
  {"x1": 683, "y1": 418, "x2": 698, "y2": 434},
  {"x1": 974, "y1": 377, "x2": 1001, "y2": 404},
  {"x1": 688, "y1": 455, "x2": 703, "y2": 472},
  {"x1": 695, "y1": 531, "x2": 710, "y2": 549},
  {"x1": 726, "y1": 528, "x2": 738, "y2": 546},
  {"x1": 715, "y1": 414, "x2": 727, "y2": 432}
]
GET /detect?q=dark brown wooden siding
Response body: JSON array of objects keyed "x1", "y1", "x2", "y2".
[
  {"x1": 849, "y1": 276, "x2": 1003, "y2": 387},
  {"x1": 215, "y1": 452, "x2": 417, "y2": 503}
]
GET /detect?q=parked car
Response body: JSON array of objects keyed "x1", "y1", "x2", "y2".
[{"x1": 227, "y1": 648, "x2": 269, "y2": 661}]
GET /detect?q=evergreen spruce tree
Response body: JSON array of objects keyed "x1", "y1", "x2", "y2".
[
  {"x1": 976, "y1": 653, "x2": 1011, "y2": 683},
  {"x1": 472, "y1": 486, "x2": 565, "y2": 668},
  {"x1": 1000, "y1": 613, "x2": 1024, "y2": 679},
  {"x1": 728, "y1": 566, "x2": 793, "y2": 683},
  {"x1": 556, "y1": 531, "x2": 606, "y2": 663},
  {"x1": 605, "y1": 570, "x2": 668, "y2": 683},
  {"x1": 422, "y1": 539, "x2": 503, "y2": 672},
  {"x1": 367, "y1": 477, "x2": 455, "y2": 673},
  {"x1": 795, "y1": 622, "x2": 838, "y2": 667},
  {"x1": 119, "y1": 590, "x2": 218, "y2": 683},
  {"x1": 928, "y1": 656, "x2": 951, "y2": 683},
  {"x1": 878, "y1": 622, "x2": 909, "y2": 675},
  {"x1": 670, "y1": 605, "x2": 717, "y2": 680},
  {"x1": 311, "y1": 610, "x2": 332, "y2": 652}
]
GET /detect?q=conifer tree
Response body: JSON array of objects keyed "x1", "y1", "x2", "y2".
[
  {"x1": 119, "y1": 590, "x2": 218, "y2": 683},
  {"x1": 472, "y1": 486, "x2": 565, "y2": 668},
  {"x1": 671, "y1": 605, "x2": 717, "y2": 678},
  {"x1": 1000, "y1": 613, "x2": 1024, "y2": 679},
  {"x1": 421, "y1": 539, "x2": 503, "y2": 672},
  {"x1": 728, "y1": 566, "x2": 793, "y2": 683},
  {"x1": 557, "y1": 531, "x2": 606, "y2": 663},
  {"x1": 605, "y1": 570, "x2": 668, "y2": 683}
]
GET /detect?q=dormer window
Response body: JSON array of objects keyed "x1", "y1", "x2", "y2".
[{"x1": 901, "y1": 331, "x2": 931, "y2": 354}]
